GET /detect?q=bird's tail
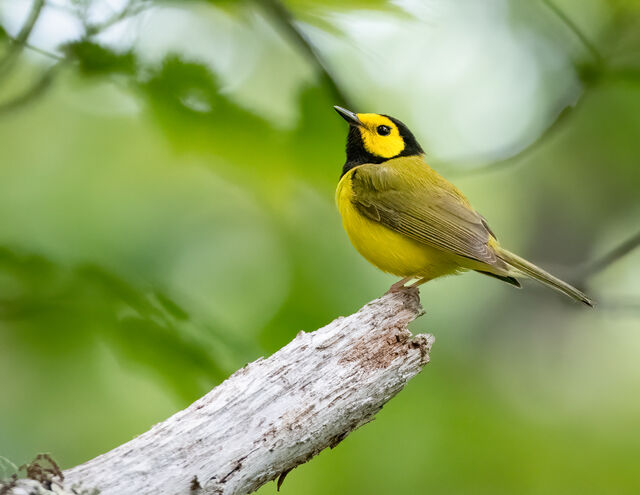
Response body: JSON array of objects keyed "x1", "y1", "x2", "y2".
[{"x1": 496, "y1": 247, "x2": 594, "y2": 307}]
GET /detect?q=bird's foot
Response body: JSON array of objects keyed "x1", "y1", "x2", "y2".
[{"x1": 386, "y1": 277, "x2": 413, "y2": 294}]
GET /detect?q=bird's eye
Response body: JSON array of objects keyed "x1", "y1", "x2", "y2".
[{"x1": 377, "y1": 125, "x2": 391, "y2": 136}]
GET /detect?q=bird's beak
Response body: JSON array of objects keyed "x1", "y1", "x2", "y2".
[{"x1": 334, "y1": 106, "x2": 362, "y2": 127}]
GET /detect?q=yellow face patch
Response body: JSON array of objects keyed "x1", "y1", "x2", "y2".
[{"x1": 357, "y1": 113, "x2": 405, "y2": 159}]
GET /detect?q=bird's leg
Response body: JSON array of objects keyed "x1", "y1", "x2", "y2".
[
  {"x1": 409, "y1": 276, "x2": 432, "y2": 288},
  {"x1": 387, "y1": 277, "x2": 413, "y2": 293}
]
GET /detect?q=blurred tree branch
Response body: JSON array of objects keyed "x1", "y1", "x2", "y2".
[
  {"x1": 84, "y1": 0, "x2": 150, "y2": 36},
  {"x1": 3, "y1": 0, "x2": 638, "y2": 122},
  {"x1": 0, "y1": 0, "x2": 145, "y2": 114},
  {"x1": 447, "y1": 100, "x2": 578, "y2": 178},
  {"x1": 3, "y1": 34, "x2": 64, "y2": 61},
  {"x1": 596, "y1": 297, "x2": 640, "y2": 315},
  {"x1": 0, "y1": 62, "x2": 62, "y2": 114},
  {"x1": 0, "y1": 0, "x2": 355, "y2": 114},
  {"x1": 449, "y1": 0, "x2": 627, "y2": 179},
  {"x1": 576, "y1": 229, "x2": 640, "y2": 286},
  {"x1": 257, "y1": 0, "x2": 353, "y2": 108},
  {"x1": 0, "y1": 0, "x2": 45, "y2": 82},
  {"x1": 541, "y1": 0, "x2": 603, "y2": 63}
]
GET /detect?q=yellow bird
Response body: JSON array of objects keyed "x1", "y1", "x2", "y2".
[{"x1": 334, "y1": 106, "x2": 593, "y2": 306}]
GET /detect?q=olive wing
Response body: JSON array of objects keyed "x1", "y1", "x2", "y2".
[{"x1": 350, "y1": 164, "x2": 499, "y2": 266}]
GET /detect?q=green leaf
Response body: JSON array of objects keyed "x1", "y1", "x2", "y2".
[
  {"x1": 155, "y1": 291, "x2": 189, "y2": 321},
  {"x1": 0, "y1": 246, "x2": 226, "y2": 400},
  {"x1": 62, "y1": 40, "x2": 137, "y2": 76},
  {"x1": 138, "y1": 54, "x2": 345, "y2": 188},
  {"x1": 141, "y1": 55, "x2": 220, "y2": 116},
  {"x1": 284, "y1": 0, "x2": 396, "y2": 12}
]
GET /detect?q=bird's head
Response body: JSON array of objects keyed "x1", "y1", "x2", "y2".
[{"x1": 334, "y1": 106, "x2": 424, "y2": 176}]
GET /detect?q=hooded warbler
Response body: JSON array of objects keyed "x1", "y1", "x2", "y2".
[{"x1": 334, "y1": 106, "x2": 593, "y2": 307}]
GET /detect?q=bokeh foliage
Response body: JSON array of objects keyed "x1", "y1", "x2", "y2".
[{"x1": 1, "y1": 0, "x2": 640, "y2": 493}]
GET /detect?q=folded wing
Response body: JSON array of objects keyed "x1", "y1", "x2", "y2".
[{"x1": 349, "y1": 162, "x2": 503, "y2": 269}]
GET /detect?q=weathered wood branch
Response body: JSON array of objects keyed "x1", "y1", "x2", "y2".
[{"x1": 4, "y1": 289, "x2": 433, "y2": 495}]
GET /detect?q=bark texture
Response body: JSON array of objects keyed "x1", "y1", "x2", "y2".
[{"x1": 4, "y1": 288, "x2": 433, "y2": 495}]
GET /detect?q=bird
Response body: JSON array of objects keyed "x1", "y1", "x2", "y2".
[{"x1": 333, "y1": 106, "x2": 593, "y2": 307}]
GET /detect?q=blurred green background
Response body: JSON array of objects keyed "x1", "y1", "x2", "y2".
[{"x1": 1, "y1": 0, "x2": 640, "y2": 493}]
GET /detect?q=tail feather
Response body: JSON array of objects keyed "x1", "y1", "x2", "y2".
[
  {"x1": 496, "y1": 248, "x2": 594, "y2": 307},
  {"x1": 476, "y1": 270, "x2": 522, "y2": 288}
]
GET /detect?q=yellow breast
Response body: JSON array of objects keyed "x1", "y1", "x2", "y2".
[{"x1": 336, "y1": 167, "x2": 460, "y2": 280}]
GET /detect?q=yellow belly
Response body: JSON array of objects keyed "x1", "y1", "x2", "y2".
[{"x1": 336, "y1": 171, "x2": 462, "y2": 280}]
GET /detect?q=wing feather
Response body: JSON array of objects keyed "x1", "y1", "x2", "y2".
[{"x1": 350, "y1": 161, "x2": 500, "y2": 266}]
